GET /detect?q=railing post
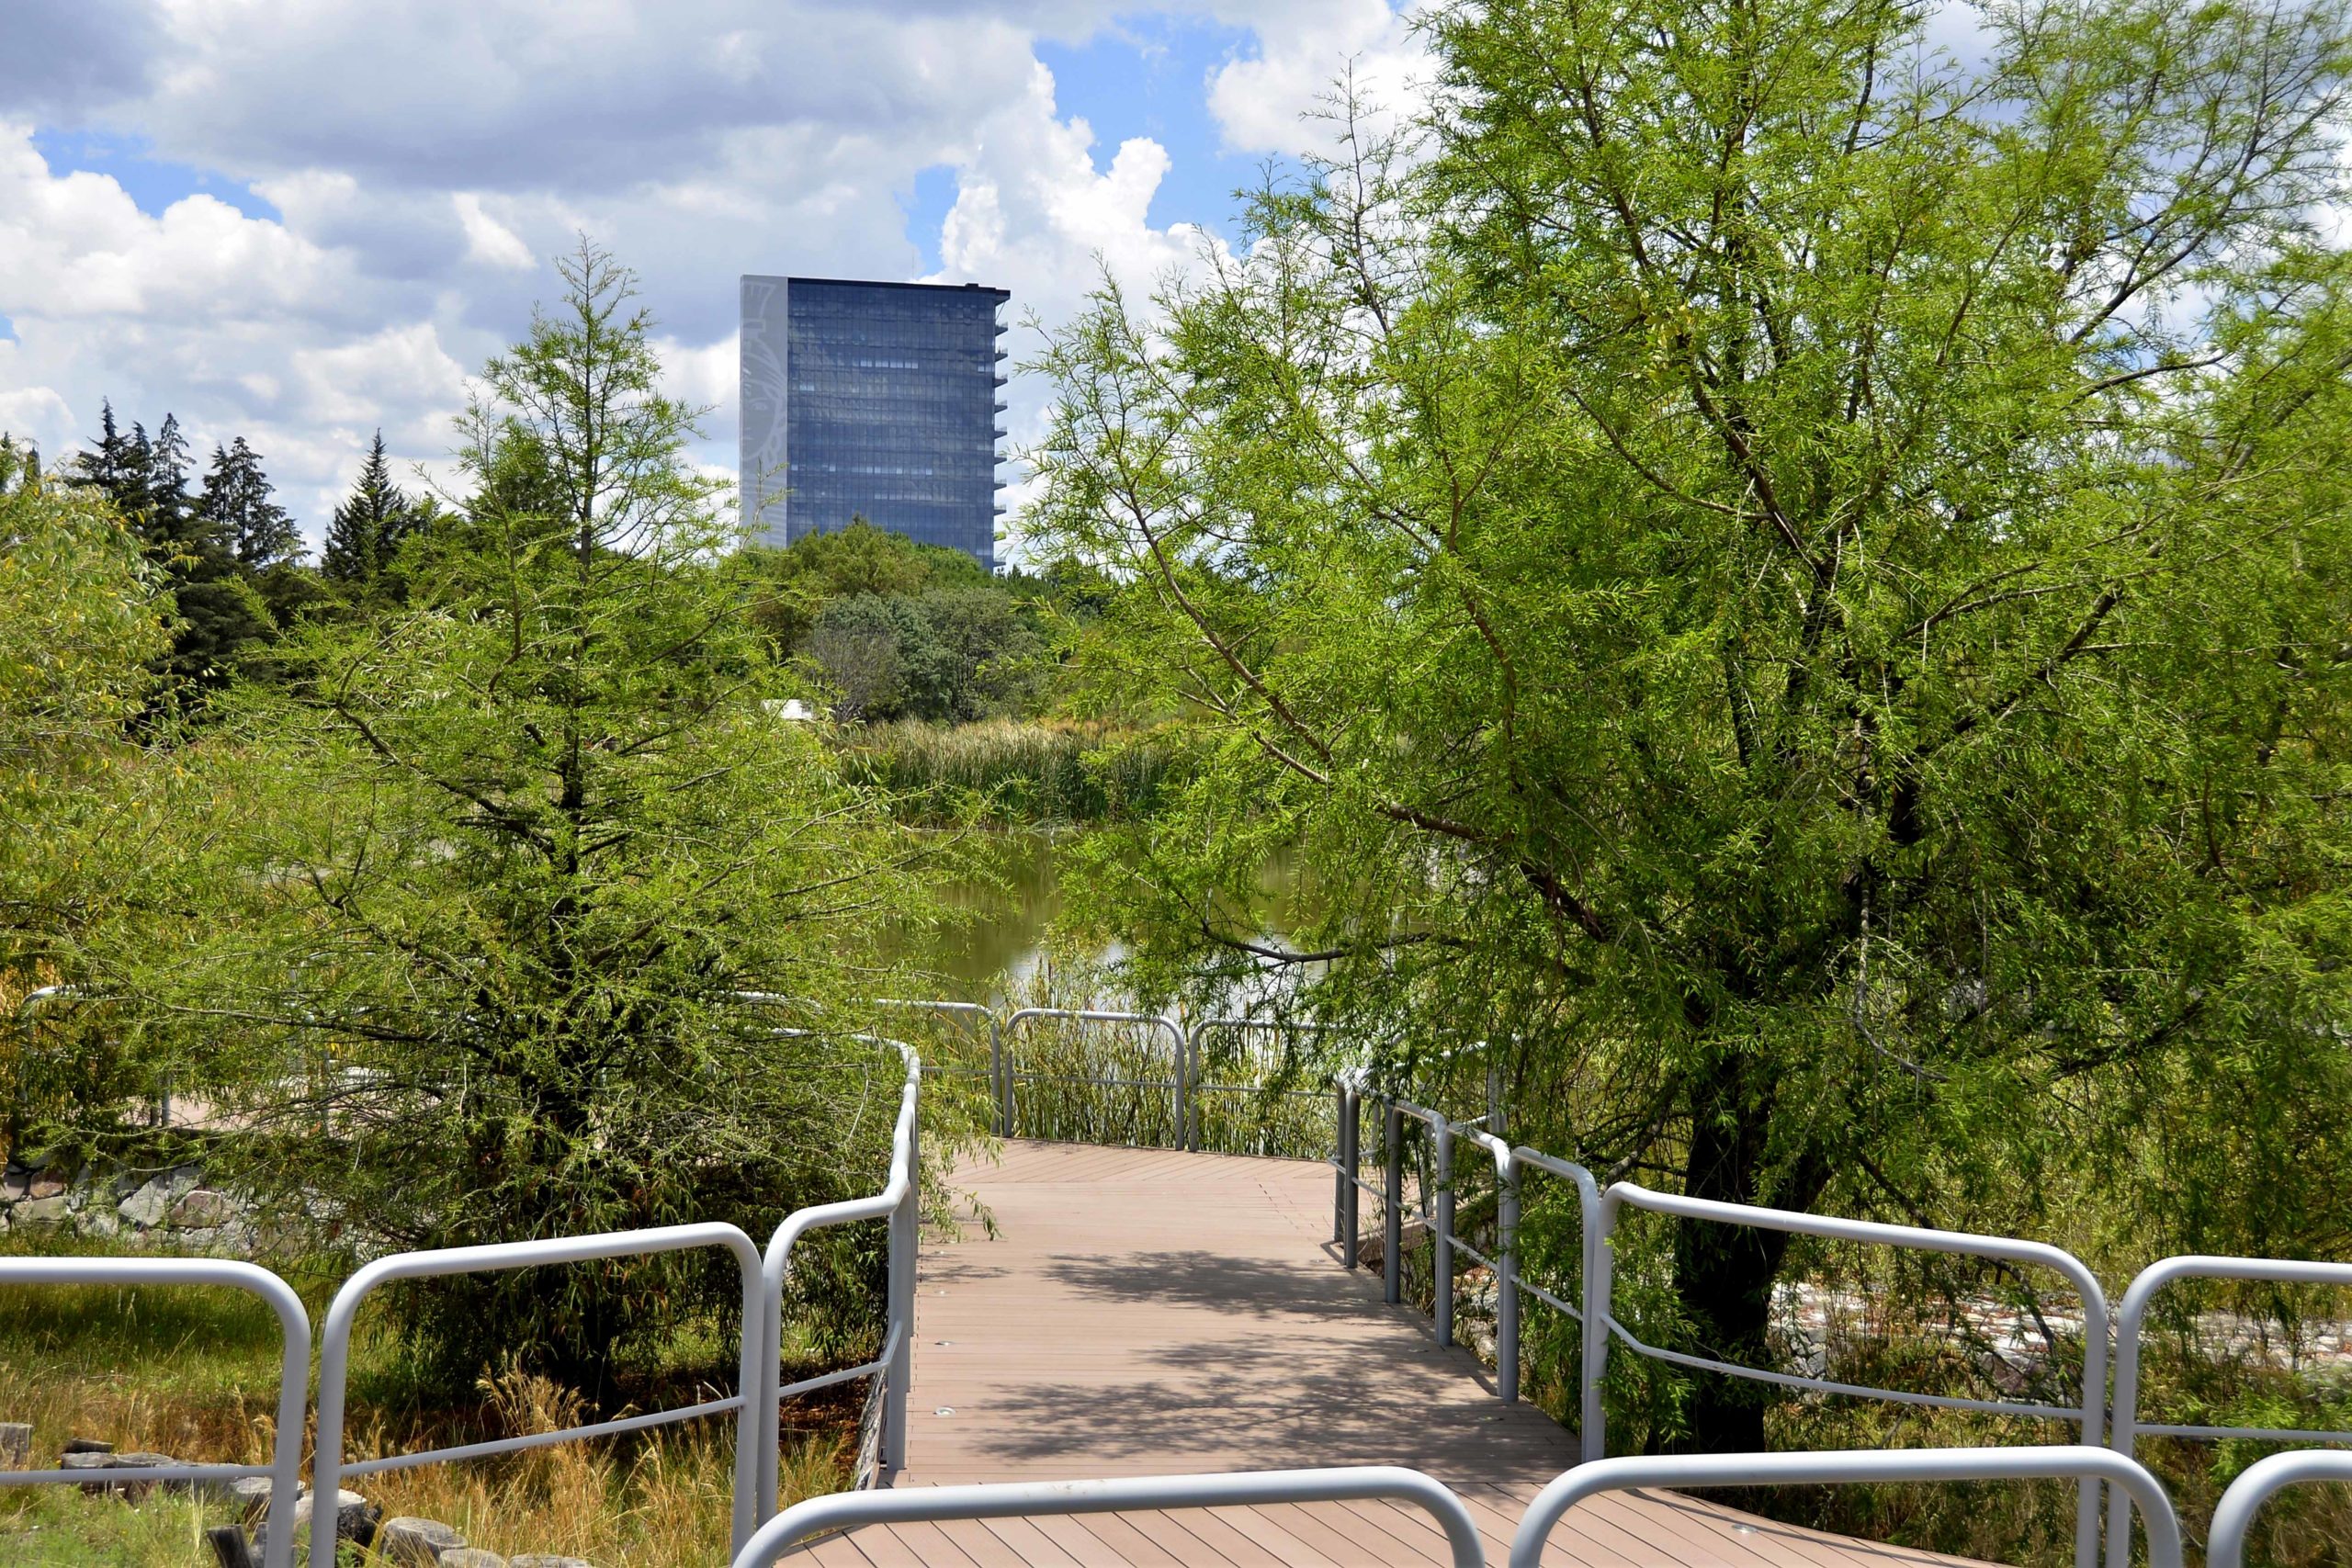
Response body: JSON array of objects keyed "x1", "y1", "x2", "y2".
[
  {"x1": 1583, "y1": 1190, "x2": 1614, "y2": 1461},
  {"x1": 1175, "y1": 1020, "x2": 1193, "y2": 1153},
  {"x1": 1333, "y1": 1080, "x2": 1350, "y2": 1244},
  {"x1": 1342, "y1": 1086, "x2": 1361, "y2": 1269},
  {"x1": 884, "y1": 1111, "x2": 918, "y2": 1474},
  {"x1": 1498, "y1": 1153, "x2": 1521, "y2": 1404},
  {"x1": 1384, "y1": 1101, "x2": 1404, "y2": 1306},
  {"x1": 989, "y1": 1010, "x2": 1008, "y2": 1137},
  {"x1": 1434, "y1": 1121, "x2": 1454, "y2": 1348}
]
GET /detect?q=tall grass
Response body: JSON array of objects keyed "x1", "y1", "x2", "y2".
[
  {"x1": 0, "y1": 1234, "x2": 855, "y2": 1566},
  {"x1": 842, "y1": 719, "x2": 1177, "y2": 824},
  {"x1": 987, "y1": 964, "x2": 1336, "y2": 1160}
]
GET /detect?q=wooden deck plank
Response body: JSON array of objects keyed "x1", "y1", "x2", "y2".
[
  {"x1": 970, "y1": 1513, "x2": 1094, "y2": 1567},
  {"x1": 875, "y1": 1138, "x2": 1992, "y2": 1568},
  {"x1": 1249, "y1": 1498, "x2": 1430, "y2": 1568},
  {"x1": 1033, "y1": 1508, "x2": 1193, "y2": 1567},
  {"x1": 870, "y1": 1518, "x2": 989, "y2": 1567}
]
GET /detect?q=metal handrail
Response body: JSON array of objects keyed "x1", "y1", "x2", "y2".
[
  {"x1": 731, "y1": 1466, "x2": 1489, "y2": 1568},
  {"x1": 1514, "y1": 1145, "x2": 1604, "y2": 1457},
  {"x1": 0, "y1": 1258, "x2": 309, "y2": 1568},
  {"x1": 2106, "y1": 1254, "x2": 2352, "y2": 1567},
  {"x1": 753, "y1": 1030, "x2": 922, "y2": 1520},
  {"x1": 1343, "y1": 1076, "x2": 2115, "y2": 1563},
  {"x1": 1510, "y1": 1448, "x2": 2183, "y2": 1568},
  {"x1": 2208, "y1": 1450, "x2": 2352, "y2": 1568},
  {"x1": 1004, "y1": 1007, "x2": 1192, "y2": 1149},
  {"x1": 310, "y1": 1223, "x2": 767, "y2": 1566},
  {"x1": 1600, "y1": 1182, "x2": 2110, "y2": 1568}
]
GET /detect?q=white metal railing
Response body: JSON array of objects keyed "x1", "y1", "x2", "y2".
[
  {"x1": 730, "y1": 1465, "x2": 1489, "y2": 1568},
  {"x1": 753, "y1": 1030, "x2": 922, "y2": 1520},
  {"x1": 310, "y1": 1222, "x2": 768, "y2": 1566},
  {"x1": 0, "y1": 1258, "x2": 310, "y2": 1568},
  {"x1": 28, "y1": 996, "x2": 2352, "y2": 1568},
  {"x1": 2208, "y1": 1450, "x2": 2352, "y2": 1568},
  {"x1": 1003, "y1": 1006, "x2": 1193, "y2": 1148},
  {"x1": 2106, "y1": 1254, "x2": 2352, "y2": 1567},
  {"x1": 1511, "y1": 1448, "x2": 2184, "y2": 1568},
  {"x1": 1340, "y1": 1075, "x2": 2113, "y2": 1568}
]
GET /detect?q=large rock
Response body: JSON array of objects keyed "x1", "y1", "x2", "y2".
[
  {"x1": 118, "y1": 1167, "x2": 201, "y2": 1229},
  {"x1": 0, "y1": 1165, "x2": 28, "y2": 1201},
  {"x1": 15, "y1": 1194, "x2": 70, "y2": 1227},
  {"x1": 510, "y1": 1557, "x2": 594, "y2": 1567},
  {"x1": 228, "y1": 1475, "x2": 275, "y2": 1521},
  {"x1": 254, "y1": 1486, "x2": 380, "y2": 1553},
  {"x1": 118, "y1": 1180, "x2": 174, "y2": 1228},
  {"x1": 438, "y1": 1551, "x2": 510, "y2": 1568},
  {"x1": 27, "y1": 1168, "x2": 65, "y2": 1201},
  {"x1": 379, "y1": 1517, "x2": 467, "y2": 1564},
  {"x1": 62, "y1": 1450, "x2": 123, "y2": 1495},
  {"x1": 62, "y1": 1437, "x2": 114, "y2": 1454},
  {"x1": 95, "y1": 1450, "x2": 181, "y2": 1500},
  {"x1": 171, "y1": 1189, "x2": 237, "y2": 1228}
]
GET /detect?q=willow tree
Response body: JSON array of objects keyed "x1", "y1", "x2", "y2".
[
  {"x1": 112, "y1": 245, "x2": 934, "y2": 1393},
  {"x1": 1033, "y1": 0, "x2": 2352, "y2": 1451},
  {"x1": 0, "y1": 445, "x2": 176, "y2": 1153}
]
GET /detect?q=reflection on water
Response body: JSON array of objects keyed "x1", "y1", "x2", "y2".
[
  {"x1": 885, "y1": 832, "x2": 1335, "y2": 1157},
  {"x1": 893, "y1": 832, "x2": 1308, "y2": 1008}
]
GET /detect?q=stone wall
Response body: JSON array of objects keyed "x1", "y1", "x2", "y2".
[{"x1": 0, "y1": 1156, "x2": 251, "y2": 1252}]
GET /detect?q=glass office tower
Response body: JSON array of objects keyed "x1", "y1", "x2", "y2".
[{"x1": 740, "y1": 276, "x2": 1010, "y2": 569}]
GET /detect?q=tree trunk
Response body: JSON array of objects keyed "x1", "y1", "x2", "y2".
[{"x1": 1667, "y1": 1048, "x2": 1826, "y2": 1453}]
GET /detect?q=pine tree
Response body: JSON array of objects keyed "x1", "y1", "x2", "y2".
[
  {"x1": 198, "y1": 437, "x2": 300, "y2": 568},
  {"x1": 130, "y1": 414, "x2": 198, "y2": 550},
  {"x1": 68, "y1": 400, "x2": 137, "y2": 502},
  {"x1": 322, "y1": 430, "x2": 411, "y2": 582},
  {"x1": 70, "y1": 404, "x2": 271, "y2": 691}
]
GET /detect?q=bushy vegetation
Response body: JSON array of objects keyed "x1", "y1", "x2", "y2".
[
  {"x1": 1035, "y1": 0, "x2": 2352, "y2": 1474},
  {"x1": 0, "y1": 1233, "x2": 853, "y2": 1567},
  {"x1": 842, "y1": 717, "x2": 1179, "y2": 822},
  {"x1": 4, "y1": 245, "x2": 956, "y2": 1402},
  {"x1": 733, "y1": 520, "x2": 1057, "y2": 721}
]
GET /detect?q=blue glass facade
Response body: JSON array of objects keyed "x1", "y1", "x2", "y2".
[{"x1": 740, "y1": 276, "x2": 1010, "y2": 569}]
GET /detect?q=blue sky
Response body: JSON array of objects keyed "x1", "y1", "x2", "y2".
[
  {"x1": 900, "y1": 15, "x2": 1276, "y2": 273},
  {"x1": 0, "y1": 0, "x2": 1419, "y2": 546},
  {"x1": 30, "y1": 130, "x2": 282, "y2": 222}
]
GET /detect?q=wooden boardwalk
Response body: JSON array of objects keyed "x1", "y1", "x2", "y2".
[{"x1": 799, "y1": 1141, "x2": 1980, "y2": 1567}]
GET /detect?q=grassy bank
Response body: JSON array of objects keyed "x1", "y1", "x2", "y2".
[
  {"x1": 0, "y1": 1235, "x2": 855, "y2": 1566},
  {"x1": 841, "y1": 719, "x2": 1178, "y2": 824}
]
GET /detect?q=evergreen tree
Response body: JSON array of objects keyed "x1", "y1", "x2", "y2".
[
  {"x1": 198, "y1": 437, "x2": 300, "y2": 568},
  {"x1": 151, "y1": 243, "x2": 929, "y2": 1393},
  {"x1": 129, "y1": 414, "x2": 196, "y2": 549},
  {"x1": 69, "y1": 400, "x2": 136, "y2": 502},
  {"x1": 70, "y1": 405, "x2": 271, "y2": 691},
  {"x1": 322, "y1": 430, "x2": 414, "y2": 582}
]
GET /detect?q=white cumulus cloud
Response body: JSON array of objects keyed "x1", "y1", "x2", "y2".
[{"x1": 0, "y1": 0, "x2": 1410, "y2": 557}]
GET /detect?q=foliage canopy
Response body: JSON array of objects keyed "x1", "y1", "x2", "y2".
[{"x1": 1034, "y1": 0, "x2": 2352, "y2": 1449}]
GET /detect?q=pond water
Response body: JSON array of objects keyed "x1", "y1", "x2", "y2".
[{"x1": 896, "y1": 831, "x2": 1313, "y2": 1009}]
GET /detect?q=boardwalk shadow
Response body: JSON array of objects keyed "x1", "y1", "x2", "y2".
[
  {"x1": 1042, "y1": 1248, "x2": 1385, "y2": 1323},
  {"x1": 956, "y1": 1358, "x2": 1571, "y2": 1475}
]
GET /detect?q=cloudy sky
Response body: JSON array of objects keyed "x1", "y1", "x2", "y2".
[{"x1": 0, "y1": 0, "x2": 1422, "y2": 558}]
